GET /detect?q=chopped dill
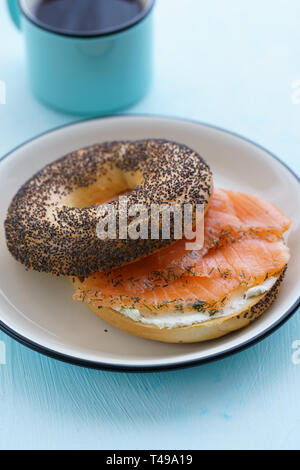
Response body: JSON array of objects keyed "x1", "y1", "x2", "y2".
[
  {"x1": 209, "y1": 309, "x2": 219, "y2": 317},
  {"x1": 192, "y1": 300, "x2": 207, "y2": 313}
]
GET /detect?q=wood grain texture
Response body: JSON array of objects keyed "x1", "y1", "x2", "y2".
[{"x1": 0, "y1": 0, "x2": 300, "y2": 450}]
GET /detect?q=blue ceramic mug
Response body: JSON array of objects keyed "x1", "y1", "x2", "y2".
[{"x1": 6, "y1": 0, "x2": 155, "y2": 115}]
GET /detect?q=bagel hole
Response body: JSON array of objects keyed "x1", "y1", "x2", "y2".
[{"x1": 61, "y1": 171, "x2": 141, "y2": 208}]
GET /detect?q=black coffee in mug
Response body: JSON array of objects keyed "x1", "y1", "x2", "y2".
[{"x1": 32, "y1": 0, "x2": 144, "y2": 35}]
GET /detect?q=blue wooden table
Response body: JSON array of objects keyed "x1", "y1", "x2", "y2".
[{"x1": 1, "y1": 0, "x2": 300, "y2": 450}]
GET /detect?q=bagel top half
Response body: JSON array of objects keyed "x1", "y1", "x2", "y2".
[{"x1": 5, "y1": 139, "x2": 213, "y2": 277}]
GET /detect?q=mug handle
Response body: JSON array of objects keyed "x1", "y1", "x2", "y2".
[{"x1": 6, "y1": 0, "x2": 22, "y2": 29}]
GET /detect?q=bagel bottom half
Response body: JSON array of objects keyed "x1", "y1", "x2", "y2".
[{"x1": 71, "y1": 267, "x2": 287, "y2": 343}]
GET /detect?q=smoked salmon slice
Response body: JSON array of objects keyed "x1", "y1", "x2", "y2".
[
  {"x1": 74, "y1": 237, "x2": 289, "y2": 315},
  {"x1": 73, "y1": 187, "x2": 291, "y2": 316},
  {"x1": 80, "y1": 188, "x2": 291, "y2": 293},
  {"x1": 204, "y1": 188, "x2": 290, "y2": 243}
]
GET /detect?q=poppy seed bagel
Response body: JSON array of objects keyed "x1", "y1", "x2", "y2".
[{"x1": 5, "y1": 139, "x2": 213, "y2": 277}]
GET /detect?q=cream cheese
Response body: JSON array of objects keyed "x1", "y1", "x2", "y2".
[
  {"x1": 115, "y1": 277, "x2": 277, "y2": 329},
  {"x1": 244, "y1": 277, "x2": 277, "y2": 299}
]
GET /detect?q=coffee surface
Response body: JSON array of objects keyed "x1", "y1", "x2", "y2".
[{"x1": 33, "y1": 0, "x2": 143, "y2": 34}]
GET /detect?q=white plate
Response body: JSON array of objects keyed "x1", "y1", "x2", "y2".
[{"x1": 0, "y1": 116, "x2": 299, "y2": 371}]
